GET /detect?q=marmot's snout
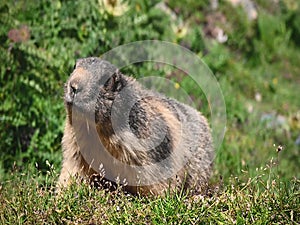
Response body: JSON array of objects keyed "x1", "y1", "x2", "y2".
[
  {"x1": 64, "y1": 67, "x2": 89, "y2": 105},
  {"x1": 65, "y1": 81, "x2": 77, "y2": 105}
]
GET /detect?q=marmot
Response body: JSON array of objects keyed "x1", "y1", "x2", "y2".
[{"x1": 58, "y1": 57, "x2": 214, "y2": 195}]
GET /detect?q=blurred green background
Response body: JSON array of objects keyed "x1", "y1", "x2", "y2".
[{"x1": 0, "y1": 0, "x2": 299, "y2": 183}]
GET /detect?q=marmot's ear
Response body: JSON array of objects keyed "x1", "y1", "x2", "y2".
[{"x1": 104, "y1": 69, "x2": 123, "y2": 92}]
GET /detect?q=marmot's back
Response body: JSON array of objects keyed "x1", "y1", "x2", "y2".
[{"x1": 58, "y1": 57, "x2": 214, "y2": 195}]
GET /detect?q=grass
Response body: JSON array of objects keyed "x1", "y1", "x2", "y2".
[
  {"x1": 1, "y1": 0, "x2": 300, "y2": 224},
  {"x1": 1, "y1": 158, "x2": 299, "y2": 224}
]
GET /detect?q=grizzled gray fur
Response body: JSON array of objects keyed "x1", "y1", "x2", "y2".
[{"x1": 58, "y1": 57, "x2": 214, "y2": 195}]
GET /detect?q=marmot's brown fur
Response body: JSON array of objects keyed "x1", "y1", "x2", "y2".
[{"x1": 58, "y1": 57, "x2": 214, "y2": 195}]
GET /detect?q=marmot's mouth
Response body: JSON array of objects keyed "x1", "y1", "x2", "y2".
[
  {"x1": 66, "y1": 100, "x2": 73, "y2": 107},
  {"x1": 65, "y1": 88, "x2": 75, "y2": 105},
  {"x1": 66, "y1": 102, "x2": 73, "y2": 125},
  {"x1": 66, "y1": 101, "x2": 97, "y2": 126}
]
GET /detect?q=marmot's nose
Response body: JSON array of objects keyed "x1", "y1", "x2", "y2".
[
  {"x1": 65, "y1": 81, "x2": 78, "y2": 104},
  {"x1": 70, "y1": 81, "x2": 78, "y2": 95},
  {"x1": 65, "y1": 67, "x2": 87, "y2": 104}
]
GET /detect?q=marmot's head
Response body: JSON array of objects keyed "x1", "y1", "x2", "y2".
[{"x1": 64, "y1": 57, "x2": 128, "y2": 122}]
